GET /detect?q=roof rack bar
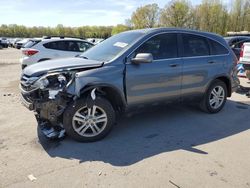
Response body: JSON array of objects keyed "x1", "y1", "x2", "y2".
[{"x1": 42, "y1": 36, "x2": 85, "y2": 40}]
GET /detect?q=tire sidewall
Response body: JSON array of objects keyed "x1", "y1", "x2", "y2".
[{"x1": 63, "y1": 97, "x2": 115, "y2": 142}]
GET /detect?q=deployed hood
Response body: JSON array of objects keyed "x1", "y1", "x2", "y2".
[{"x1": 23, "y1": 57, "x2": 103, "y2": 76}]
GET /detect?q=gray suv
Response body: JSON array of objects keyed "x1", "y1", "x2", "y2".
[{"x1": 20, "y1": 28, "x2": 239, "y2": 142}]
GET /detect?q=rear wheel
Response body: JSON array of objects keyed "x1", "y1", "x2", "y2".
[
  {"x1": 200, "y1": 80, "x2": 227, "y2": 113},
  {"x1": 63, "y1": 97, "x2": 115, "y2": 142}
]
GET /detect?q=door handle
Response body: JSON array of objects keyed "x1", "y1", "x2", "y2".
[
  {"x1": 208, "y1": 61, "x2": 215, "y2": 64},
  {"x1": 169, "y1": 63, "x2": 179, "y2": 67}
]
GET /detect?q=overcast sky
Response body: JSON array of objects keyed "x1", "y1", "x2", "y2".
[{"x1": 0, "y1": 0, "x2": 231, "y2": 27}]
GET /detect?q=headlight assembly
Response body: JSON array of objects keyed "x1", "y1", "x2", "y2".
[{"x1": 33, "y1": 77, "x2": 49, "y2": 89}]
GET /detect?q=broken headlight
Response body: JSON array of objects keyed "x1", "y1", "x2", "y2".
[
  {"x1": 33, "y1": 77, "x2": 49, "y2": 89},
  {"x1": 33, "y1": 72, "x2": 72, "y2": 90}
]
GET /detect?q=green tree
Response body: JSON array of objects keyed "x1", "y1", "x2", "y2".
[
  {"x1": 194, "y1": 0, "x2": 228, "y2": 35},
  {"x1": 228, "y1": 0, "x2": 250, "y2": 32},
  {"x1": 160, "y1": 0, "x2": 192, "y2": 28},
  {"x1": 111, "y1": 24, "x2": 131, "y2": 35},
  {"x1": 130, "y1": 4, "x2": 160, "y2": 29}
]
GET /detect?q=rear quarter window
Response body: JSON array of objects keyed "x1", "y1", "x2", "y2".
[
  {"x1": 23, "y1": 40, "x2": 41, "y2": 48},
  {"x1": 209, "y1": 39, "x2": 229, "y2": 55}
]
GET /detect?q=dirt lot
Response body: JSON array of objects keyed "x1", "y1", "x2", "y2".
[{"x1": 0, "y1": 48, "x2": 250, "y2": 188}]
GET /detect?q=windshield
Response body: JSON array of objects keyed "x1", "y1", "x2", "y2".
[{"x1": 80, "y1": 31, "x2": 144, "y2": 62}]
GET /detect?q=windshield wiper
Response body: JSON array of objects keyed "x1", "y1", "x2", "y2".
[
  {"x1": 75, "y1": 55, "x2": 88, "y2": 59},
  {"x1": 80, "y1": 56, "x2": 88, "y2": 59}
]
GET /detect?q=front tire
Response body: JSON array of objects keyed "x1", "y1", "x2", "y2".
[
  {"x1": 63, "y1": 97, "x2": 115, "y2": 142},
  {"x1": 200, "y1": 80, "x2": 227, "y2": 113}
]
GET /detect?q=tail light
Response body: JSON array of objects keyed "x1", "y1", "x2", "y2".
[
  {"x1": 240, "y1": 44, "x2": 244, "y2": 58},
  {"x1": 22, "y1": 49, "x2": 39, "y2": 56}
]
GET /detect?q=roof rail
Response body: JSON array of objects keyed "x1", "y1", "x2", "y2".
[
  {"x1": 42, "y1": 36, "x2": 85, "y2": 40},
  {"x1": 226, "y1": 31, "x2": 250, "y2": 37}
]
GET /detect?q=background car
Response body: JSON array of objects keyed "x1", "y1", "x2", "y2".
[
  {"x1": 10, "y1": 38, "x2": 21, "y2": 48},
  {"x1": 20, "y1": 36, "x2": 94, "y2": 69},
  {"x1": 239, "y1": 42, "x2": 250, "y2": 79},
  {"x1": 15, "y1": 38, "x2": 30, "y2": 49},
  {"x1": 0, "y1": 38, "x2": 9, "y2": 48},
  {"x1": 224, "y1": 36, "x2": 250, "y2": 59}
]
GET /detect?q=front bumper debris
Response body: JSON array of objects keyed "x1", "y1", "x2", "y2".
[
  {"x1": 21, "y1": 94, "x2": 34, "y2": 110},
  {"x1": 38, "y1": 121, "x2": 66, "y2": 139}
]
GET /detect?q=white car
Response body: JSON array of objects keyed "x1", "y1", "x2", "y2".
[
  {"x1": 20, "y1": 37, "x2": 94, "y2": 69},
  {"x1": 239, "y1": 42, "x2": 250, "y2": 79}
]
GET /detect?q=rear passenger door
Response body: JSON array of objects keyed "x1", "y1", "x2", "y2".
[{"x1": 180, "y1": 33, "x2": 226, "y2": 99}]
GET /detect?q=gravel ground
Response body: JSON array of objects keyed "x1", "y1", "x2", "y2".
[{"x1": 0, "y1": 48, "x2": 250, "y2": 188}]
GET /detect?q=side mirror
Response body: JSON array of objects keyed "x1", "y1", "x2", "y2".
[{"x1": 131, "y1": 53, "x2": 153, "y2": 64}]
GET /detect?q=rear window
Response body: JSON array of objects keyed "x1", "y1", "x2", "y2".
[
  {"x1": 182, "y1": 34, "x2": 210, "y2": 57},
  {"x1": 209, "y1": 39, "x2": 229, "y2": 55},
  {"x1": 23, "y1": 40, "x2": 41, "y2": 48}
]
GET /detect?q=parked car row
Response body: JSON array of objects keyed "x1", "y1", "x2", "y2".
[
  {"x1": 0, "y1": 37, "x2": 104, "y2": 50},
  {"x1": 20, "y1": 28, "x2": 240, "y2": 142}
]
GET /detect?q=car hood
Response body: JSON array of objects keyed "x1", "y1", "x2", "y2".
[{"x1": 23, "y1": 57, "x2": 104, "y2": 77}]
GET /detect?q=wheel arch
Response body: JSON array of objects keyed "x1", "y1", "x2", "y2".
[
  {"x1": 208, "y1": 75, "x2": 232, "y2": 97},
  {"x1": 79, "y1": 84, "x2": 127, "y2": 114}
]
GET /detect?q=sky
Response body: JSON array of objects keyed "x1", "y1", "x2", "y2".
[{"x1": 0, "y1": 0, "x2": 231, "y2": 27}]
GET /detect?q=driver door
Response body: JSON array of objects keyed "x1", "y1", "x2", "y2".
[{"x1": 125, "y1": 33, "x2": 182, "y2": 105}]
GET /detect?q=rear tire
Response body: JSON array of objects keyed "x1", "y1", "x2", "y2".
[
  {"x1": 63, "y1": 97, "x2": 115, "y2": 142},
  {"x1": 200, "y1": 80, "x2": 227, "y2": 113}
]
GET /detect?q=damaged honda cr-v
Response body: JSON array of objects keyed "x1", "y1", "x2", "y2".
[{"x1": 20, "y1": 28, "x2": 239, "y2": 142}]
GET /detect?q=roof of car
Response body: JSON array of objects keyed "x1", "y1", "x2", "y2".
[
  {"x1": 40, "y1": 37, "x2": 93, "y2": 44},
  {"x1": 126, "y1": 27, "x2": 223, "y2": 38}
]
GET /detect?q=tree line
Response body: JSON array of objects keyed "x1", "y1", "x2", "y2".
[
  {"x1": 129, "y1": 0, "x2": 250, "y2": 35},
  {"x1": 0, "y1": 0, "x2": 250, "y2": 38}
]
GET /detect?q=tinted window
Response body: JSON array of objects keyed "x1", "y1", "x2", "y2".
[
  {"x1": 135, "y1": 33, "x2": 178, "y2": 60},
  {"x1": 68, "y1": 41, "x2": 80, "y2": 52},
  {"x1": 43, "y1": 41, "x2": 68, "y2": 51},
  {"x1": 182, "y1": 34, "x2": 209, "y2": 57},
  {"x1": 209, "y1": 39, "x2": 229, "y2": 55}
]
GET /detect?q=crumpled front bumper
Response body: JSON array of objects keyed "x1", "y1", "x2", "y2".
[
  {"x1": 21, "y1": 89, "x2": 70, "y2": 139},
  {"x1": 21, "y1": 93, "x2": 34, "y2": 110}
]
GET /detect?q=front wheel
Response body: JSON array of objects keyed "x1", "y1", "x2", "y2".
[
  {"x1": 63, "y1": 97, "x2": 115, "y2": 142},
  {"x1": 200, "y1": 80, "x2": 227, "y2": 113}
]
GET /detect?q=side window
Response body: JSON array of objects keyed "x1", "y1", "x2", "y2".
[
  {"x1": 68, "y1": 41, "x2": 80, "y2": 52},
  {"x1": 209, "y1": 39, "x2": 229, "y2": 55},
  {"x1": 77, "y1": 42, "x2": 93, "y2": 52},
  {"x1": 135, "y1": 33, "x2": 178, "y2": 60},
  {"x1": 43, "y1": 42, "x2": 57, "y2": 49},
  {"x1": 182, "y1": 34, "x2": 209, "y2": 57},
  {"x1": 56, "y1": 41, "x2": 68, "y2": 51},
  {"x1": 43, "y1": 41, "x2": 68, "y2": 51}
]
